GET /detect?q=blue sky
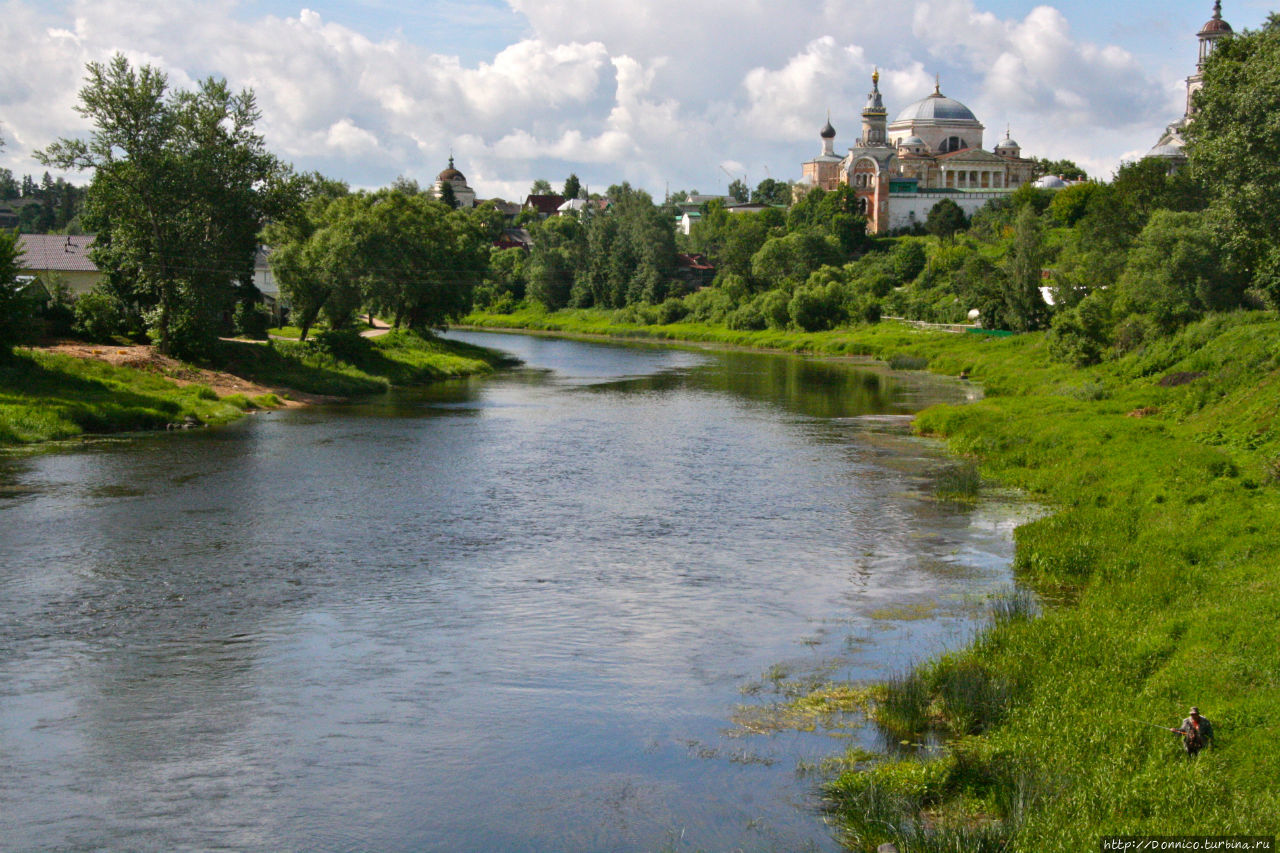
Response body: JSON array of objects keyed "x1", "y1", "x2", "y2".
[{"x1": 2, "y1": 1, "x2": 1268, "y2": 201}]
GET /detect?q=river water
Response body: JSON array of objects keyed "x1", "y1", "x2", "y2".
[{"x1": 0, "y1": 331, "x2": 1025, "y2": 852}]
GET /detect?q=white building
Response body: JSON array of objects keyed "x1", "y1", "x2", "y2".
[{"x1": 432, "y1": 156, "x2": 476, "y2": 209}]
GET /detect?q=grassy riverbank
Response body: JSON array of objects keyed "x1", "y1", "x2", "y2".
[
  {"x1": 0, "y1": 331, "x2": 509, "y2": 447},
  {"x1": 467, "y1": 307, "x2": 1280, "y2": 850}
]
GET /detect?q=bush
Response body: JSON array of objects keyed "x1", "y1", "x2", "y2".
[
  {"x1": 788, "y1": 284, "x2": 845, "y2": 332},
  {"x1": 617, "y1": 303, "x2": 658, "y2": 325},
  {"x1": 39, "y1": 278, "x2": 76, "y2": 338},
  {"x1": 234, "y1": 301, "x2": 272, "y2": 340},
  {"x1": 727, "y1": 301, "x2": 767, "y2": 331},
  {"x1": 685, "y1": 287, "x2": 735, "y2": 323},
  {"x1": 756, "y1": 290, "x2": 791, "y2": 330},
  {"x1": 73, "y1": 287, "x2": 130, "y2": 342},
  {"x1": 307, "y1": 328, "x2": 372, "y2": 364},
  {"x1": 655, "y1": 297, "x2": 689, "y2": 325},
  {"x1": 889, "y1": 240, "x2": 927, "y2": 284},
  {"x1": 1047, "y1": 292, "x2": 1112, "y2": 366}
]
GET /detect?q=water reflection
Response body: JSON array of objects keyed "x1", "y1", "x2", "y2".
[{"x1": 0, "y1": 331, "x2": 1022, "y2": 853}]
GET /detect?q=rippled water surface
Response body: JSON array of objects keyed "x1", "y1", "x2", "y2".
[{"x1": 0, "y1": 332, "x2": 1025, "y2": 852}]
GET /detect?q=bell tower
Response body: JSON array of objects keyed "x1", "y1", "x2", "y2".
[{"x1": 860, "y1": 70, "x2": 888, "y2": 147}]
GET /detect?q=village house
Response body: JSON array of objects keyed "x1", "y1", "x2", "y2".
[{"x1": 16, "y1": 234, "x2": 102, "y2": 295}]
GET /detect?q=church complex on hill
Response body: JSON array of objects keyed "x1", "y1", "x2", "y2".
[
  {"x1": 799, "y1": 70, "x2": 1036, "y2": 234},
  {"x1": 798, "y1": 2, "x2": 1233, "y2": 235}
]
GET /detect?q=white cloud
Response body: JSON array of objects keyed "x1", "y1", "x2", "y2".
[{"x1": 0, "y1": 0, "x2": 1202, "y2": 195}]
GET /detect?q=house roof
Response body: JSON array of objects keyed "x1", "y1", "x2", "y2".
[
  {"x1": 17, "y1": 234, "x2": 98, "y2": 273},
  {"x1": 676, "y1": 253, "x2": 714, "y2": 272},
  {"x1": 524, "y1": 194, "x2": 566, "y2": 214}
]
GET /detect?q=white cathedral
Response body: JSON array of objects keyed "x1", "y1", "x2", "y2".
[{"x1": 800, "y1": 70, "x2": 1036, "y2": 235}]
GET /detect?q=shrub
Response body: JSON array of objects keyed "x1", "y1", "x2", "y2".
[
  {"x1": 727, "y1": 301, "x2": 767, "y2": 331},
  {"x1": 307, "y1": 328, "x2": 372, "y2": 364},
  {"x1": 1047, "y1": 293, "x2": 1112, "y2": 366},
  {"x1": 789, "y1": 284, "x2": 845, "y2": 332},
  {"x1": 685, "y1": 287, "x2": 735, "y2": 323},
  {"x1": 617, "y1": 303, "x2": 658, "y2": 325},
  {"x1": 73, "y1": 287, "x2": 130, "y2": 342},
  {"x1": 234, "y1": 302, "x2": 272, "y2": 340},
  {"x1": 756, "y1": 289, "x2": 791, "y2": 329},
  {"x1": 655, "y1": 297, "x2": 688, "y2": 325}
]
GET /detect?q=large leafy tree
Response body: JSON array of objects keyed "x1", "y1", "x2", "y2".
[
  {"x1": 37, "y1": 54, "x2": 292, "y2": 358},
  {"x1": 1116, "y1": 210, "x2": 1239, "y2": 330},
  {"x1": 1186, "y1": 15, "x2": 1280, "y2": 306},
  {"x1": 265, "y1": 188, "x2": 488, "y2": 335}
]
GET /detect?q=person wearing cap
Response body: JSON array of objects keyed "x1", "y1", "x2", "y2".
[{"x1": 1171, "y1": 707, "x2": 1214, "y2": 755}]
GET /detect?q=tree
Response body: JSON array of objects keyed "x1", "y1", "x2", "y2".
[
  {"x1": 37, "y1": 55, "x2": 291, "y2": 358},
  {"x1": 529, "y1": 179, "x2": 553, "y2": 195},
  {"x1": 563, "y1": 173, "x2": 582, "y2": 200},
  {"x1": 574, "y1": 183, "x2": 677, "y2": 307},
  {"x1": 527, "y1": 215, "x2": 585, "y2": 310},
  {"x1": 0, "y1": 228, "x2": 33, "y2": 357},
  {"x1": 1047, "y1": 182, "x2": 1100, "y2": 226},
  {"x1": 1000, "y1": 204, "x2": 1050, "y2": 331},
  {"x1": 361, "y1": 191, "x2": 488, "y2": 330},
  {"x1": 1115, "y1": 210, "x2": 1238, "y2": 330},
  {"x1": 750, "y1": 229, "x2": 841, "y2": 286},
  {"x1": 1186, "y1": 19, "x2": 1280, "y2": 306},
  {"x1": 1033, "y1": 158, "x2": 1088, "y2": 181},
  {"x1": 439, "y1": 181, "x2": 459, "y2": 209},
  {"x1": 751, "y1": 178, "x2": 791, "y2": 206},
  {"x1": 727, "y1": 178, "x2": 749, "y2": 203},
  {"x1": 926, "y1": 199, "x2": 967, "y2": 242}
]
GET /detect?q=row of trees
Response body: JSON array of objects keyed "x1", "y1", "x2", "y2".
[
  {"x1": 0, "y1": 170, "x2": 87, "y2": 233},
  {"x1": 263, "y1": 185, "x2": 491, "y2": 340}
]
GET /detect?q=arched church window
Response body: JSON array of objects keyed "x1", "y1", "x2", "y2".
[
  {"x1": 858, "y1": 198, "x2": 869, "y2": 215},
  {"x1": 939, "y1": 136, "x2": 969, "y2": 154}
]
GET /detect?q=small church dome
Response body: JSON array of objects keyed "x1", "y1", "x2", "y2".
[
  {"x1": 820, "y1": 119, "x2": 837, "y2": 139},
  {"x1": 437, "y1": 156, "x2": 465, "y2": 182}
]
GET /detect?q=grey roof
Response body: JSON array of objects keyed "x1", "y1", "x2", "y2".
[
  {"x1": 893, "y1": 92, "x2": 980, "y2": 124},
  {"x1": 1146, "y1": 143, "x2": 1188, "y2": 160},
  {"x1": 17, "y1": 234, "x2": 98, "y2": 273}
]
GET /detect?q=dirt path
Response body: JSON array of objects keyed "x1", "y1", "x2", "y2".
[{"x1": 39, "y1": 343, "x2": 329, "y2": 407}]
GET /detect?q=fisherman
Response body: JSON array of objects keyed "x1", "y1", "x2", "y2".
[{"x1": 1171, "y1": 706, "x2": 1214, "y2": 756}]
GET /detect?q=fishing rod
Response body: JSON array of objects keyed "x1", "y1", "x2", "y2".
[{"x1": 1127, "y1": 718, "x2": 1178, "y2": 733}]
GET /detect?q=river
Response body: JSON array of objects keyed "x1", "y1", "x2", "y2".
[{"x1": 0, "y1": 331, "x2": 1027, "y2": 852}]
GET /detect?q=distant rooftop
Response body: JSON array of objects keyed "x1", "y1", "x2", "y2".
[{"x1": 17, "y1": 234, "x2": 98, "y2": 272}]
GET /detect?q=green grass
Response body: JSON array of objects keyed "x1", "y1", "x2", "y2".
[
  {"x1": 464, "y1": 305, "x2": 1280, "y2": 849},
  {"x1": 1, "y1": 330, "x2": 512, "y2": 446},
  {"x1": 220, "y1": 330, "x2": 513, "y2": 398},
  {"x1": 0, "y1": 350, "x2": 246, "y2": 444}
]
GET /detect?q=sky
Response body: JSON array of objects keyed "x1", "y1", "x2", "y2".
[{"x1": 0, "y1": 0, "x2": 1270, "y2": 201}]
